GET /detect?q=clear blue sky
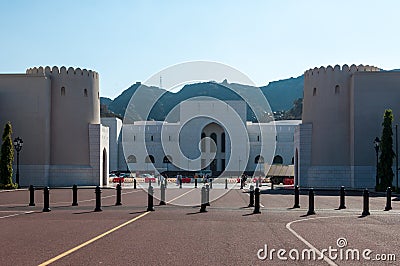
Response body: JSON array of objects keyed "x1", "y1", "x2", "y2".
[{"x1": 1, "y1": 0, "x2": 399, "y2": 99}]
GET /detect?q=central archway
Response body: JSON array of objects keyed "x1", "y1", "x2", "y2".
[{"x1": 201, "y1": 122, "x2": 225, "y2": 175}]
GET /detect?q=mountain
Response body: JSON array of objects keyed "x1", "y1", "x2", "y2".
[
  {"x1": 259, "y1": 76, "x2": 303, "y2": 111},
  {"x1": 102, "y1": 75, "x2": 304, "y2": 122}
]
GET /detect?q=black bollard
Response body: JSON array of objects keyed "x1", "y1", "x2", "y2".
[
  {"x1": 29, "y1": 185, "x2": 35, "y2": 206},
  {"x1": 147, "y1": 185, "x2": 155, "y2": 211},
  {"x1": 160, "y1": 183, "x2": 166, "y2": 205},
  {"x1": 225, "y1": 178, "x2": 228, "y2": 189},
  {"x1": 210, "y1": 179, "x2": 213, "y2": 189},
  {"x1": 271, "y1": 182, "x2": 274, "y2": 190},
  {"x1": 206, "y1": 184, "x2": 210, "y2": 206},
  {"x1": 149, "y1": 180, "x2": 152, "y2": 188},
  {"x1": 134, "y1": 178, "x2": 137, "y2": 189},
  {"x1": 293, "y1": 185, "x2": 300, "y2": 208},
  {"x1": 249, "y1": 185, "x2": 255, "y2": 207},
  {"x1": 200, "y1": 187, "x2": 207, "y2": 212},
  {"x1": 42, "y1": 186, "x2": 51, "y2": 212},
  {"x1": 94, "y1": 186, "x2": 102, "y2": 212},
  {"x1": 307, "y1": 188, "x2": 316, "y2": 215},
  {"x1": 179, "y1": 178, "x2": 182, "y2": 189},
  {"x1": 195, "y1": 178, "x2": 197, "y2": 188},
  {"x1": 72, "y1": 184, "x2": 78, "y2": 206},
  {"x1": 240, "y1": 179, "x2": 243, "y2": 189},
  {"x1": 253, "y1": 187, "x2": 261, "y2": 214},
  {"x1": 362, "y1": 189, "x2": 370, "y2": 216},
  {"x1": 115, "y1": 183, "x2": 122, "y2": 206},
  {"x1": 384, "y1": 187, "x2": 392, "y2": 211},
  {"x1": 338, "y1": 186, "x2": 346, "y2": 209}
]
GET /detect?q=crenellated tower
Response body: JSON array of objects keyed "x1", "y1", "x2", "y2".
[
  {"x1": 26, "y1": 66, "x2": 100, "y2": 166},
  {"x1": 302, "y1": 64, "x2": 380, "y2": 167}
]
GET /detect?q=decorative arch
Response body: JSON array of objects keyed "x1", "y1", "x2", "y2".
[{"x1": 272, "y1": 155, "x2": 283, "y2": 165}]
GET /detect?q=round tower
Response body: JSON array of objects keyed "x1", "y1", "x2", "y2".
[
  {"x1": 26, "y1": 66, "x2": 100, "y2": 165},
  {"x1": 302, "y1": 64, "x2": 380, "y2": 166}
]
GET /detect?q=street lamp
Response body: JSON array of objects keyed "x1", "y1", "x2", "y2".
[
  {"x1": 13, "y1": 137, "x2": 23, "y2": 188},
  {"x1": 374, "y1": 137, "x2": 380, "y2": 189}
]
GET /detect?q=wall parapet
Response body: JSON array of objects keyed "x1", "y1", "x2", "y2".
[
  {"x1": 26, "y1": 66, "x2": 98, "y2": 79},
  {"x1": 304, "y1": 64, "x2": 380, "y2": 78}
]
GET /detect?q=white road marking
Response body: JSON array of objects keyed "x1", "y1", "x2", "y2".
[
  {"x1": 0, "y1": 211, "x2": 34, "y2": 219},
  {"x1": 286, "y1": 215, "x2": 353, "y2": 266}
]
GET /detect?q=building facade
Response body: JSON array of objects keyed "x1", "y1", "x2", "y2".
[
  {"x1": 103, "y1": 100, "x2": 299, "y2": 176},
  {"x1": 0, "y1": 66, "x2": 109, "y2": 187},
  {"x1": 295, "y1": 64, "x2": 400, "y2": 189}
]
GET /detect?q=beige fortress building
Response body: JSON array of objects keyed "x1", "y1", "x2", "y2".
[
  {"x1": 0, "y1": 66, "x2": 109, "y2": 187},
  {"x1": 295, "y1": 64, "x2": 400, "y2": 189}
]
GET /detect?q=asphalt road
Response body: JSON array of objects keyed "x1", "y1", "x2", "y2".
[{"x1": 0, "y1": 185, "x2": 399, "y2": 266}]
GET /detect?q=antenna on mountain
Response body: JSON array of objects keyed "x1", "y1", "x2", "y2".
[{"x1": 159, "y1": 76, "x2": 163, "y2": 89}]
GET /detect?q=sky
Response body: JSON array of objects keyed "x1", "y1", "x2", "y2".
[{"x1": 1, "y1": 0, "x2": 400, "y2": 99}]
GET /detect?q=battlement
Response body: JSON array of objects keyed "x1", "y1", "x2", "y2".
[
  {"x1": 304, "y1": 64, "x2": 380, "y2": 77},
  {"x1": 26, "y1": 66, "x2": 98, "y2": 79}
]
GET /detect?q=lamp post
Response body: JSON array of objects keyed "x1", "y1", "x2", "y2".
[
  {"x1": 374, "y1": 137, "x2": 380, "y2": 189},
  {"x1": 396, "y1": 125, "x2": 399, "y2": 193},
  {"x1": 13, "y1": 137, "x2": 23, "y2": 188}
]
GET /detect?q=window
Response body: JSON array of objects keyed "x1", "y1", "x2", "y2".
[
  {"x1": 201, "y1": 132, "x2": 206, "y2": 152},
  {"x1": 150, "y1": 135, "x2": 154, "y2": 141},
  {"x1": 127, "y1": 155, "x2": 136, "y2": 163},
  {"x1": 145, "y1": 155, "x2": 155, "y2": 163},
  {"x1": 221, "y1": 133, "x2": 225, "y2": 153},
  {"x1": 163, "y1": 155, "x2": 172, "y2": 164},
  {"x1": 84, "y1": 88, "x2": 88, "y2": 97},
  {"x1": 335, "y1": 85, "x2": 340, "y2": 94},
  {"x1": 61, "y1": 86, "x2": 65, "y2": 96},
  {"x1": 313, "y1": 87, "x2": 317, "y2": 96},
  {"x1": 255, "y1": 155, "x2": 264, "y2": 164},
  {"x1": 273, "y1": 155, "x2": 283, "y2": 165},
  {"x1": 257, "y1": 135, "x2": 260, "y2": 142},
  {"x1": 169, "y1": 136, "x2": 171, "y2": 141},
  {"x1": 210, "y1": 133, "x2": 217, "y2": 152}
]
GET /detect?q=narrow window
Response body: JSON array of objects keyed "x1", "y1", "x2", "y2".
[
  {"x1": 84, "y1": 88, "x2": 88, "y2": 97},
  {"x1": 221, "y1": 133, "x2": 225, "y2": 153},
  {"x1": 335, "y1": 85, "x2": 340, "y2": 94},
  {"x1": 169, "y1": 136, "x2": 171, "y2": 141},
  {"x1": 151, "y1": 135, "x2": 154, "y2": 141},
  {"x1": 313, "y1": 87, "x2": 317, "y2": 96},
  {"x1": 257, "y1": 135, "x2": 260, "y2": 142},
  {"x1": 61, "y1": 86, "x2": 66, "y2": 96}
]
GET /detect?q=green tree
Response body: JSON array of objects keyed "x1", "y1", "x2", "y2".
[
  {"x1": 0, "y1": 122, "x2": 16, "y2": 188},
  {"x1": 377, "y1": 109, "x2": 395, "y2": 191}
]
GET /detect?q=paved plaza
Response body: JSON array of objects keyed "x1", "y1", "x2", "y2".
[{"x1": 0, "y1": 183, "x2": 399, "y2": 265}]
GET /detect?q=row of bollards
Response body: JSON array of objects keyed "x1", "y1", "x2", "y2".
[
  {"x1": 292, "y1": 185, "x2": 394, "y2": 217},
  {"x1": 27, "y1": 183, "x2": 395, "y2": 216}
]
